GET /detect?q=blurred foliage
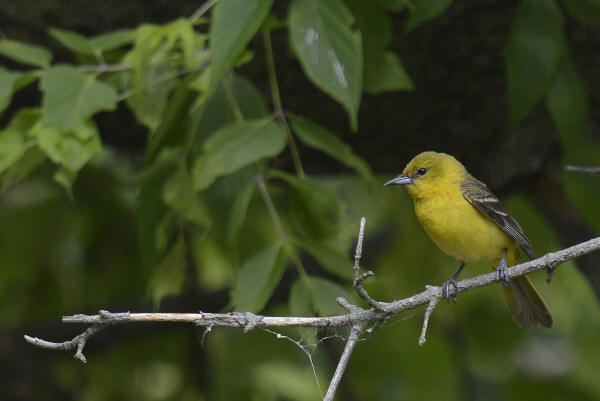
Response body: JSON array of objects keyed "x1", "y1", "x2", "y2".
[{"x1": 0, "y1": 0, "x2": 599, "y2": 400}]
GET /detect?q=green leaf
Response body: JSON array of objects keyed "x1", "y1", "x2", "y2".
[
  {"x1": 1, "y1": 107, "x2": 42, "y2": 135},
  {"x1": 0, "y1": 108, "x2": 43, "y2": 186},
  {"x1": 49, "y1": 28, "x2": 95, "y2": 55},
  {"x1": 40, "y1": 66, "x2": 118, "y2": 131},
  {"x1": 53, "y1": 166, "x2": 78, "y2": 197},
  {"x1": 122, "y1": 24, "x2": 181, "y2": 132},
  {"x1": 0, "y1": 39, "x2": 52, "y2": 68},
  {"x1": 148, "y1": 236, "x2": 186, "y2": 308},
  {"x1": 209, "y1": 0, "x2": 273, "y2": 88},
  {"x1": 227, "y1": 179, "x2": 256, "y2": 248},
  {"x1": 143, "y1": 83, "x2": 202, "y2": 164},
  {"x1": 89, "y1": 29, "x2": 136, "y2": 52},
  {"x1": 364, "y1": 51, "x2": 414, "y2": 93},
  {"x1": 0, "y1": 68, "x2": 23, "y2": 113},
  {"x1": 1, "y1": 147, "x2": 45, "y2": 190},
  {"x1": 49, "y1": 28, "x2": 136, "y2": 56},
  {"x1": 14, "y1": 72, "x2": 37, "y2": 91},
  {"x1": 31, "y1": 118, "x2": 101, "y2": 195},
  {"x1": 127, "y1": 64, "x2": 180, "y2": 132},
  {"x1": 294, "y1": 238, "x2": 352, "y2": 279},
  {"x1": 270, "y1": 169, "x2": 340, "y2": 239},
  {"x1": 405, "y1": 0, "x2": 453, "y2": 33},
  {"x1": 506, "y1": 0, "x2": 565, "y2": 128},
  {"x1": 163, "y1": 168, "x2": 211, "y2": 225},
  {"x1": 192, "y1": 117, "x2": 286, "y2": 191},
  {"x1": 189, "y1": 73, "x2": 270, "y2": 158},
  {"x1": 345, "y1": 0, "x2": 392, "y2": 52},
  {"x1": 289, "y1": 0, "x2": 363, "y2": 130},
  {"x1": 344, "y1": 1, "x2": 413, "y2": 95},
  {"x1": 562, "y1": 0, "x2": 600, "y2": 27},
  {"x1": 262, "y1": 13, "x2": 287, "y2": 31},
  {"x1": 33, "y1": 120, "x2": 102, "y2": 172},
  {"x1": 547, "y1": 52, "x2": 589, "y2": 138},
  {"x1": 0, "y1": 125, "x2": 26, "y2": 175},
  {"x1": 307, "y1": 276, "x2": 351, "y2": 315},
  {"x1": 163, "y1": 18, "x2": 196, "y2": 69},
  {"x1": 234, "y1": 243, "x2": 284, "y2": 312},
  {"x1": 289, "y1": 115, "x2": 374, "y2": 182}
]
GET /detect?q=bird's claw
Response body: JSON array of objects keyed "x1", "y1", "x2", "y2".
[
  {"x1": 442, "y1": 279, "x2": 458, "y2": 304},
  {"x1": 546, "y1": 263, "x2": 557, "y2": 283},
  {"x1": 496, "y1": 256, "x2": 509, "y2": 288}
]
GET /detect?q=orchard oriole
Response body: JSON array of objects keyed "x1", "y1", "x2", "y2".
[{"x1": 385, "y1": 151, "x2": 552, "y2": 328}]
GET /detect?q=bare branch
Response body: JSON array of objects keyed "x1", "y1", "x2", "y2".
[
  {"x1": 24, "y1": 233, "x2": 600, "y2": 365},
  {"x1": 565, "y1": 165, "x2": 600, "y2": 175},
  {"x1": 323, "y1": 323, "x2": 365, "y2": 401},
  {"x1": 352, "y1": 217, "x2": 383, "y2": 310},
  {"x1": 28, "y1": 237, "x2": 598, "y2": 330},
  {"x1": 25, "y1": 310, "x2": 129, "y2": 362},
  {"x1": 23, "y1": 217, "x2": 600, "y2": 401},
  {"x1": 419, "y1": 290, "x2": 439, "y2": 346}
]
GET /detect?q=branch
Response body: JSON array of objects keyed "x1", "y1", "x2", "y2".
[
  {"x1": 26, "y1": 237, "x2": 600, "y2": 328},
  {"x1": 418, "y1": 291, "x2": 439, "y2": 346},
  {"x1": 352, "y1": 217, "x2": 382, "y2": 310},
  {"x1": 24, "y1": 310, "x2": 130, "y2": 363},
  {"x1": 26, "y1": 237, "x2": 599, "y2": 330},
  {"x1": 24, "y1": 221, "x2": 600, "y2": 399},
  {"x1": 323, "y1": 322, "x2": 364, "y2": 401},
  {"x1": 565, "y1": 165, "x2": 600, "y2": 175}
]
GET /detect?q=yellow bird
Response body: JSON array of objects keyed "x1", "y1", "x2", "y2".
[{"x1": 385, "y1": 151, "x2": 552, "y2": 328}]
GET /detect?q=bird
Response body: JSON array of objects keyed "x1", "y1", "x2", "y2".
[{"x1": 384, "y1": 151, "x2": 552, "y2": 328}]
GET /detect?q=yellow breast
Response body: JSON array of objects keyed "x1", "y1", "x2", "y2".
[{"x1": 414, "y1": 189, "x2": 516, "y2": 265}]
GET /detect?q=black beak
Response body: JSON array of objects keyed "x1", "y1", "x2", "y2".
[{"x1": 384, "y1": 174, "x2": 413, "y2": 187}]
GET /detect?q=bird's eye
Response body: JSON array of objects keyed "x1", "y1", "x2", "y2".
[{"x1": 417, "y1": 167, "x2": 428, "y2": 176}]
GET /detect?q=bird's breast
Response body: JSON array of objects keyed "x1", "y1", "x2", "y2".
[{"x1": 413, "y1": 191, "x2": 515, "y2": 265}]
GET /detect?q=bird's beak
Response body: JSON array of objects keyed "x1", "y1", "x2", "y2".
[{"x1": 384, "y1": 174, "x2": 413, "y2": 186}]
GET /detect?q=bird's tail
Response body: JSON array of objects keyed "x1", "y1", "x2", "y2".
[
  {"x1": 502, "y1": 276, "x2": 553, "y2": 328},
  {"x1": 500, "y1": 249, "x2": 553, "y2": 328}
]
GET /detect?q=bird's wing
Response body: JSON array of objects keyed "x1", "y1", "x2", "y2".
[{"x1": 460, "y1": 176, "x2": 536, "y2": 260}]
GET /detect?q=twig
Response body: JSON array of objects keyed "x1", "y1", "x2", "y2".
[
  {"x1": 353, "y1": 217, "x2": 383, "y2": 310},
  {"x1": 190, "y1": 0, "x2": 219, "y2": 21},
  {"x1": 322, "y1": 323, "x2": 364, "y2": 401},
  {"x1": 77, "y1": 62, "x2": 133, "y2": 73},
  {"x1": 419, "y1": 291, "x2": 439, "y2": 346},
  {"x1": 24, "y1": 310, "x2": 130, "y2": 362},
  {"x1": 263, "y1": 29, "x2": 305, "y2": 178},
  {"x1": 254, "y1": 173, "x2": 287, "y2": 240},
  {"x1": 565, "y1": 165, "x2": 600, "y2": 175}
]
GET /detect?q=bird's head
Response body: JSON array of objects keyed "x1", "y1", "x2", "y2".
[{"x1": 384, "y1": 151, "x2": 467, "y2": 198}]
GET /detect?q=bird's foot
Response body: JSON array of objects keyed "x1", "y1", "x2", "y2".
[
  {"x1": 442, "y1": 279, "x2": 458, "y2": 304},
  {"x1": 546, "y1": 263, "x2": 557, "y2": 283},
  {"x1": 496, "y1": 251, "x2": 509, "y2": 288}
]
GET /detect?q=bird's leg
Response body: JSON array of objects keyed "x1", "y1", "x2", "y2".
[
  {"x1": 442, "y1": 263, "x2": 465, "y2": 304},
  {"x1": 496, "y1": 248, "x2": 510, "y2": 288}
]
